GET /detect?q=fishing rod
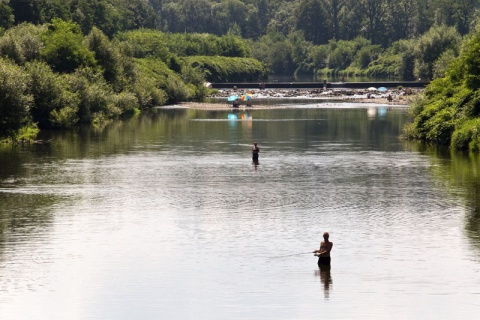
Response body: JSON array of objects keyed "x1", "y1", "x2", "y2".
[{"x1": 268, "y1": 251, "x2": 315, "y2": 259}]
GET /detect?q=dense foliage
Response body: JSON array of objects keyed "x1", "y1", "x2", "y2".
[
  {"x1": 405, "y1": 31, "x2": 480, "y2": 152},
  {"x1": 0, "y1": 58, "x2": 32, "y2": 139},
  {"x1": 254, "y1": 24, "x2": 463, "y2": 79},
  {"x1": 184, "y1": 56, "x2": 267, "y2": 82},
  {"x1": 2, "y1": 0, "x2": 478, "y2": 78},
  {"x1": 0, "y1": 21, "x2": 266, "y2": 139}
]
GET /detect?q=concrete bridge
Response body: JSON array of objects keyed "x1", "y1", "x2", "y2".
[{"x1": 210, "y1": 81, "x2": 429, "y2": 90}]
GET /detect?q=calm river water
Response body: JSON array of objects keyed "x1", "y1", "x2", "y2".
[{"x1": 1, "y1": 103, "x2": 480, "y2": 319}]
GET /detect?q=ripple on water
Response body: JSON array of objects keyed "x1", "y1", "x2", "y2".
[{"x1": 2, "y1": 111, "x2": 480, "y2": 319}]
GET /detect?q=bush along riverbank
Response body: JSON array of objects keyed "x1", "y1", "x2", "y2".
[
  {"x1": 0, "y1": 22, "x2": 267, "y2": 143},
  {"x1": 404, "y1": 31, "x2": 480, "y2": 152}
]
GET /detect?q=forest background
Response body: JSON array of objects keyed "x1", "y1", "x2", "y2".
[
  {"x1": 2, "y1": 0, "x2": 478, "y2": 80},
  {"x1": 1, "y1": 0, "x2": 480, "y2": 150}
]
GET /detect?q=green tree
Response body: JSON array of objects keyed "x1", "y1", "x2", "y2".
[
  {"x1": 356, "y1": 0, "x2": 388, "y2": 44},
  {"x1": 323, "y1": 0, "x2": 346, "y2": 40},
  {"x1": 212, "y1": 0, "x2": 248, "y2": 37},
  {"x1": 25, "y1": 61, "x2": 79, "y2": 128},
  {"x1": 0, "y1": 0, "x2": 14, "y2": 29},
  {"x1": 66, "y1": 67, "x2": 114, "y2": 123},
  {"x1": 452, "y1": 0, "x2": 478, "y2": 35},
  {"x1": 431, "y1": 0, "x2": 478, "y2": 35},
  {"x1": 10, "y1": 0, "x2": 42, "y2": 24},
  {"x1": 414, "y1": 0, "x2": 435, "y2": 35},
  {"x1": 71, "y1": 0, "x2": 122, "y2": 37},
  {"x1": 326, "y1": 39, "x2": 357, "y2": 70},
  {"x1": 287, "y1": 30, "x2": 313, "y2": 74},
  {"x1": 405, "y1": 31, "x2": 480, "y2": 150},
  {"x1": 266, "y1": 3, "x2": 297, "y2": 37},
  {"x1": 0, "y1": 23, "x2": 45, "y2": 65},
  {"x1": 0, "y1": 58, "x2": 33, "y2": 139},
  {"x1": 11, "y1": 0, "x2": 71, "y2": 24},
  {"x1": 432, "y1": 48, "x2": 456, "y2": 79},
  {"x1": 184, "y1": 55, "x2": 267, "y2": 82},
  {"x1": 40, "y1": 19, "x2": 96, "y2": 73},
  {"x1": 42, "y1": 0, "x2": 72, "y2": 22},
  {"x1": 458, "y1": 31, "x2": 480, "y2": 90},
  {"x1": 414, "y1": 25, "x2": 461, "y2": 80},
  {"x1": 85, "y1": 27, "x2": 122, "y2": 86},
  {"x1": 337, "y1": 1, "x2": 363, "y2": 41},
  {"x1": 294, "y1": 0, "x2": 330, "y2": 45},
  {"x1": 243, "y1": 0, "x2": 272, "y2": 39},
  {"x1": 392, "y1": 39, "x2": 416, "y2": 80},
  {"x1": 385, "y1": 0, "x2": 418, "y2": 41},
  {"x1": 123, "y1": 0, "x2": 156, "y2": 30},
  {"x1": 309, "y1": 43, "x2": 329, "y2": 71},
  {"x1": 179, "y1": 0, "x2": 213, "y2": 33},
  {"x1": 115, "y1": 29, "x2": 170, "y2": 60}
]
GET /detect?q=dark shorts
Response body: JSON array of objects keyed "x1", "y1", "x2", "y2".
[
  {"x1": 252, "y1": 153, "x2": 259, "y2": 160},
  {"x1": 317, "y1": 256, "x2": 331, "y2": 266}
]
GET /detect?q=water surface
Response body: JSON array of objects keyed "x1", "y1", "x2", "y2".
[{"x1": 1, "y1": 105, "x2": 480, "y2": 319}]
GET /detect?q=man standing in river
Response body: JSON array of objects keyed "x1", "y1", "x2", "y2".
[
  {"x1": 252, "y1": 142, "x2": 259, "y2": 160},
  {"x1": 314, "y1": 232, "x2": 333, "y2": 268}
]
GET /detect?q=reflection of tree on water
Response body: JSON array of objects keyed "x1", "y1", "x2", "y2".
[
  {"x1": 0, "y1": 193, "x2": 56, "y2": 260},
  {"x1": 465, "y1": 182, "x2": 480, "y2": 244},
  {"x1": 409, "y1": 144, "x2": 480, "y2": 251},
  {"x1": 315, "y1": 266, "x2": 332, "y2": 299}
]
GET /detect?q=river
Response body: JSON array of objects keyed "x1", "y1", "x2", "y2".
[{"x1": 1, "y1": 103, "x2": 480, "y2": 319}]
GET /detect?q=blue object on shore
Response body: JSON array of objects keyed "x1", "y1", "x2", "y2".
[
  {"x1": 228, "y1": 95, "x2": 239, "y2": 102},
  {"x1": 378, "y1": 87, "x2": 388, "y2": 92}
]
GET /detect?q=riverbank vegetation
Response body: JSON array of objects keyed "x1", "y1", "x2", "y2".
[
  {"x1": 0, "y1": 20, "x2": 266, "y2": 141},
  {"x1": 405, "y1": 31, "x2": 480, "y2": 152},
  {"x1": 1, "y1": 0, "x2": 480, "y2": 144}
]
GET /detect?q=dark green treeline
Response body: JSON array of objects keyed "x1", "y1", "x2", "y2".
[
  {"x1": 4, "y1": 0, "x2": 477, "y2": 45},
  {"x1": 1, "y1": 0, "x2": 478, "y2": 78}
]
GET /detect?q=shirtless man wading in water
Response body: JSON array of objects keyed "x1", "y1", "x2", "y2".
[{"x1": 314, "y1": 232, "x2": 333, "y2": 268}]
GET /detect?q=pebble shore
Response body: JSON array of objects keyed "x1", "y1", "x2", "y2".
[{"x1": 167, "y1": 87, "x2": 420, "y2": 110}]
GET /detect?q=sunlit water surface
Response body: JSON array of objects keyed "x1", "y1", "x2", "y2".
[{"x1": 1, "y1": 105, "x2": 480, "y2": 319}]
